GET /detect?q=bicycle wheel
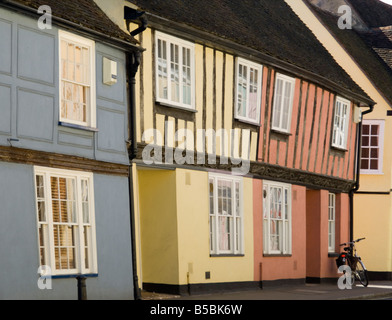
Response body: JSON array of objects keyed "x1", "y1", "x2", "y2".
[{"x1": 354, "y1": 259, "x2": 369, "y2": 287}]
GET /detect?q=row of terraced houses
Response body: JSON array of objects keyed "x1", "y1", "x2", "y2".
[{"x1": 0, "y1": 0, "x2": 391, "y2": 299}]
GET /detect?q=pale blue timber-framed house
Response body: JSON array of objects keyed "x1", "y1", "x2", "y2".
[{"x1": 0, "y1": 0, "x2": 144, "y2": 299}]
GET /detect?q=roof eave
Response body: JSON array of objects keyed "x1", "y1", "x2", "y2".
[
  {"x1": 0, "y1": 0, "x2": 144, "y2": 52},
  {"x1": 145, "y1": 12, "x2": 374, "y2": 107}
]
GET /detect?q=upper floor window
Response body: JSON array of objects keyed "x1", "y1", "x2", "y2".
[
  {"x1": 360, "y1": 120, "x2": 384, "y2": 174},
  {"x1": 263, "y1": 181, "x2": 292, "y2": 255},
  {"x1": 59, "y1": 30, "x2": 96, "y2": 128},
  {"x1": 271, "y1": 73, "x2": 295, "y2": 133},
  {"x1": 235, "y1": 58, "x2": 263, "y2": 125},
  {"x1": 209, "y1": 173, "x2": 243, "y2": 255},
  {"x1": 332, "y1": 97, "x2": 350, "y2": 149},
  {"x1": 34, "y1": 166, "x2": 97, "y2": 276},
  {"x1": 155, "y1": 31, "x2": 195, "y2": 111}
]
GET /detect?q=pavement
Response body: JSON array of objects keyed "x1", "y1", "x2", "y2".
[{"x1": 141, "y1": 280, "x2": 392, "y2": 300}]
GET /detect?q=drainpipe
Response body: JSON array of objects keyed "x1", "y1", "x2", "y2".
[
  {"x1": 125, "y1": 8, "x2": 147, "y2": 301},
  {"x1": 349, "y1": 103, "x2": 374, "y2": 241}
]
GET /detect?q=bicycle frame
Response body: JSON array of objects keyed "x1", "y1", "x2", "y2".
[{"x1": 337, "y1": 237, "x2": 368, "y2": 287}]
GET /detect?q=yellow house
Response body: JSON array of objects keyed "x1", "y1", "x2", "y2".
[
  {"x1": 95, "y1": 0, "x2": 375, "y2": 295},
  {"x1": 286, "y1": 0, "x2": 392, "y2": 280},
  {"x1": 127, "y1": 0, "x2": 374, "y2": 295}
]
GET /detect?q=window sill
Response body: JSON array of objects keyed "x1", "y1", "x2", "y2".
[
  {"x1": 234, "y1": 116, "x2": 261, "y2": 127},
  {"x1": 40, "y1": 273, "x2": 98, "y2": 279},
  {"x1": 270, "y1": 128, "x2": 292, "y2": 136},
  {"x1": 360, "y1": 170, "x2": 384, "y2": 175},
  {"x1": 210, "y1": 254, "x2": 244, "y2": 257},
  {"x1": 331, "y1": 145, "x2": 348, "y2": 152},
  {"x1": 58, "y1": 121, "x2": 99, "y2": 132},
  {"x1": 156, "y1": 101, "x2": 197, "y2": 113},
  {"x1": 263, "y1": 254, "x2": 292, "y2": 257},
  {"x1": 328, "y1": 252, "x2": 339, "y2": 258}
]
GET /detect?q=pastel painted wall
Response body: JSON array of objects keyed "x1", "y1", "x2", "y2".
[
  {"x1": 258, "y1": 71, "x2": 358, "y2": 181},
  {"x1": 285, "y1": 0, "x2": 392, "y2": 275},
  {"x1": 306, "y1": 190, "x2": 350, "y2": 279},
  {"x1": 176, "y1": 169, "x2": 254, "y2": 286},
  {"x1": 137, "y1": 168, "x2": 179, "y2": 285},
  {"x1": 354, "y1": 194, "x2": 392, "y2": 272},
  {"x1": 253, "y1": 180, "x2": 307, "y2": 282},
  {"x1": 0, "y1": 7, "x2": 129, "y2": 165},
  {"x1": 134, "y1": 26, "x2": 258, "y2": 162},
  {"x1": 137, "y1": 167, "x2": 254, "y2": 287},
  {"x1": 0, "y1": 162, "x2": 134, "y2": 299}
]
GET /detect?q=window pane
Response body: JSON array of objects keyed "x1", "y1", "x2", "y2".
[
  {"x1": 60, "y1": 35, "x2": 91, "y2": 125},
  {"x1": 273, "y1": 79, "x2": 283, "y2": 128},
  {"x1": 210, "y1": 215, "x2": 215, "y2": 252},
  {"x1": 361, "y1": 159, "x2": 369, "y2": 170},
  {"x1": 182, "y1": 48, "x2": 191, "y2": 105},
  {"x1": 371, "y1": 136, "x2": 378, "y2": 147},
  {"x1": 84, "y1": 226, "x2": 90, "y2": 269},
  {"x1": 362, "y1": 147, "x2": 369, "y2": 158},
  {"x1": 248, "y1": 68, "x2": 258, "y2": 121},
  {"x1": 237, "y1": 64, "x2": 247, "y2": 118},
  {"x1": 282, "y1": 82, "x2": 292, "y2": 130},
  {"x1": 81, "y1": 179, "x2": 90, "y2": 224},
  {"x1": 54, "y1": 225, "x2": 76, "y2": 270},
  {"x1": 362, "y1": 124, "x2": 369, "y2": 135},
  {"x1": 170, "y1": 43, "x2": 179, "y2": 102},
  {"x1": 218, "y1": 216, "x2": 230, "y2": 251},
  {"x1": 362, "y1": 136, "x2": 369, "y2": 147},
  {"x1": 370, "y1": 159, "x2": 378, "y2": 170},
  {"x1": 157, "y1": 39, "x2": 168, "y2": 100},
  {"x1": 371, "y1": 125, "x2": 379, "y2": 135}
]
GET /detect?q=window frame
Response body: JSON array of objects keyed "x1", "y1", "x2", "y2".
[
  {"x1": 331, "y1": 96, "x2": 351, "y2": 150},
  {"x1": 209, "y1": 173, "x2": 244, "y2": 256},
  {"x1": 59, "y1": 30, "x2": 96, "y2": 128},
  {"x1": 234, "y1": 57, "x2": 263, "y2": 125},
  {"x1": 328, "y1": 193, "x2": 336, "y2": 253},
  {"x1": 155, "y1": 31, "x2": 195, "y2": 111},
  {"x1": 271, "y1": 73, "x2": 296, "y2": 133},
  {"x1": 263, "y1": 180, "x2": 292, "y2": 255},
  {"x1": 360, "y1": 119, "x2": 384, "y2": 175},
  {"x1": 34, "y1": 166, "x2": 98, "y2": 276}
]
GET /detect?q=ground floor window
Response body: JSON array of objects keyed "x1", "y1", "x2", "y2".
[
  {"x1": 263, "y1": 181, "x2": 291, "y2": 255},
  {"x1": 328, "y1": 193, "x2": 336, "y2": 253},
  {"x1": 34, "y1": 166, "x2": 97, "y2": 275},
  {"x1": 209, "y1": 173, "x2": 243, "y2": 255}
]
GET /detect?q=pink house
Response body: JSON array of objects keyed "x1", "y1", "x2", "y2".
[{"x1": 252, "y1": 69, "x2": 370, "y2": 285}]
